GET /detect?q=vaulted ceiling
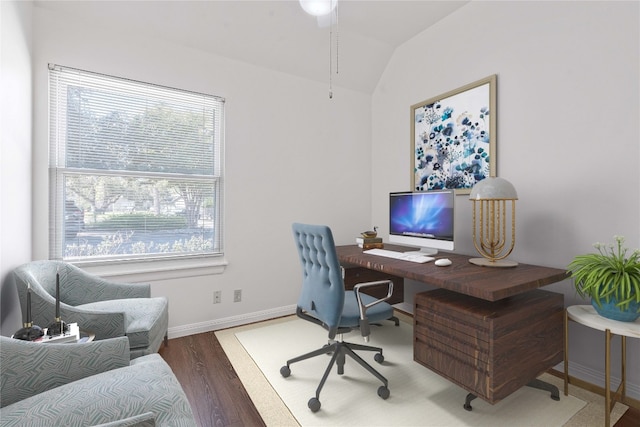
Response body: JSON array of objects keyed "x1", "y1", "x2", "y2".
[{"x1": 34, "y1": 1, "x2": 469, "y2": 93}]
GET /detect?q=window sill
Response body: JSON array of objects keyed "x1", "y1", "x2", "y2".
[{"x1": 76, "y1": 256, "x2": 228, "y2": 282}]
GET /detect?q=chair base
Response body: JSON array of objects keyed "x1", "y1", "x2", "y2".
[{"x1": 281, "y1": 339, "x2": 390, "y2": 412}]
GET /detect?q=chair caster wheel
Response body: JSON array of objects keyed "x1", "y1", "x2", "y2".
[
  {"x1": 377, "y1": 386, "x2": 390, "y2": 399},
  {"x1": 374, "y1": 353, "x2": 384, "y2": 363},
  {"x1": 280, "y1": 366, "x2": 291, "y2": 378},
  {"x1": 308, "y1": 397, "x2": 321, "y2": 412}
]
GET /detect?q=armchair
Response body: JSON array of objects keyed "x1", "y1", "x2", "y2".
[
  {"x1": 280, "y1": 223, "x2": 399, "y2": 412},
  {"x1": 13, "y1": 260, "x2": 168, "y2": 359},
  {"x1": 0, "y1": 336, "x2": 196, "y2": 426}
]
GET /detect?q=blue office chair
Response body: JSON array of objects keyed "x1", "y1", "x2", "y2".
[{"x1": 281, "y1": 223, "x2": 399, "y2": 412}]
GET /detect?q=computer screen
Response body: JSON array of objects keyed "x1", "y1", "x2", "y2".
[{"x1": 389, "y1": 190, "x2": 454, "y2": 255}]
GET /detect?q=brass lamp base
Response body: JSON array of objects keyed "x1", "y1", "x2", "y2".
[{"x1": 469, "y1": 258, "x2": 518, "y2": 268}]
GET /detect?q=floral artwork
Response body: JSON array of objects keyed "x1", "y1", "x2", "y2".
[{"x1": 411, "y1": 75, "x2": 496, "y2": 194}]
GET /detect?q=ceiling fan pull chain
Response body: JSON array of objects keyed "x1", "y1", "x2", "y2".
[
  {"x1": 328, "y1": 2, "x2": 339, "y2": 99},
  {"x1": 329, "y1": 24, "x2": 333, "y2": 99}
]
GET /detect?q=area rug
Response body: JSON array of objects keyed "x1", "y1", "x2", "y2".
[{"x1": 216, "y1": 314, "x2": 627, "y2": 426}]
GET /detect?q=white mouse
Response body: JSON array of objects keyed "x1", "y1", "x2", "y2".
[{"x1": 435, "y1": 258, "x2": 452, "y2": 267}]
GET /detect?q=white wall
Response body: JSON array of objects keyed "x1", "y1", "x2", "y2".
[
  {"x1": 0, "y1": 1, "x2": 34, "y2": 336},
  {"x1": 372, "y1": 1, "x2": 639, "y2": 398},
  {"x1": 12, "y1": 6, "x2": 374, "y2": 336}
]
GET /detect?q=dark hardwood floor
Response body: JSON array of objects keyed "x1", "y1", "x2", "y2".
[
  {"x1": 616, "y1": 406, "x2": 640, "y2": 427},
  {"x1": 159, "y1": 331, "x2": 265, "y2": 427},
  {"x1": 160, "y1": 331, "x2": 639, "y2": 427}
]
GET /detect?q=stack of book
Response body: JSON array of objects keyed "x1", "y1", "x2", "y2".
[
  {"x1": 37, "y1": 322, "x2": 81, "y2": 344},
  {"x1": 356, "y1": 236, "x2": 383, "y2": 250}
]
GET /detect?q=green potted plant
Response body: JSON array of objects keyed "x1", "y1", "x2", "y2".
[{"x1": 567, "y1": 235, "x2": 640, "y2": 322}]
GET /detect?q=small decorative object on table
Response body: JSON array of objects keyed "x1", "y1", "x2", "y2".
[
  {"x1": 361, "y1": 226, "x2": 378, "y2": 238},
  {"x1": 358, "y1": 226, "x2": 382, "y2": 250},
  {"x1": 12, "y1": 283, "x2": 44, "y2": 341},
  {"x1": 568, "y1": 235, "x2": 640, "y2": 322},
  {"x1": 40, "y1": 322, "x2": 81, "y2": 343}
]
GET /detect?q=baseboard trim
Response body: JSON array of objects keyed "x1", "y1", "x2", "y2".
[
  {"x1": 553, "y1": 361, "x2": 640, "y2": 403},
  {"x1": 167, "y1": 304, "x2": 297, "y2": 339}
]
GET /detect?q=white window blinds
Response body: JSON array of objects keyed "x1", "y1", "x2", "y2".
[{"x1": 49, "y1": 64, "x2": 224, "y2": 262}]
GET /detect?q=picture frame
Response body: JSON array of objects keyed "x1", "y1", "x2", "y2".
[{"x1": 411, "y1": 75, "x2": 496, "y2": 195}]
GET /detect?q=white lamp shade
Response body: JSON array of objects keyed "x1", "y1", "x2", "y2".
[
  {"x1": 469, "y1": 177, "x2": 518, "y2": 200},
  {"x1": 299, "y1": 0, "x2": 337, "y2": 16}
]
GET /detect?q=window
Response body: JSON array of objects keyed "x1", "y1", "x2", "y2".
[{"x1": 49, "y1": 64, "x2": 224, "y2": 264}]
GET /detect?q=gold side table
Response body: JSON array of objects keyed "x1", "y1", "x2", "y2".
[{"x1": 564, "y1": 305, "x2": 640, "y2": 427}]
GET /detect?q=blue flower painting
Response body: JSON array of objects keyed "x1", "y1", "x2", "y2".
[{"x1": 412, "y1": 77, "x2": 495, "y2": 192}]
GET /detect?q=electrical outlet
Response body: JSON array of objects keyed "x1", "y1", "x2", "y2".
[
  {"x1": 234, "y1": 289, "x2": 242, "y2": 302},
  {"x1": 213, "y1": 290, "x2": 221, "y2": 304}
]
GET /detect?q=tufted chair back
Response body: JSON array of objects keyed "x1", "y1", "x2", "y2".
[{"x1": 291, "y1": 223, "x2": 346, "y2": 339}]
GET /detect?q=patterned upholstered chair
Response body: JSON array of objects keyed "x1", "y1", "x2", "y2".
[
  {"x1": 0, "y1": 336, "x2": 196, "y2": 426},
  {"x1": 13, "y1": 260, "x2": 168, "y2": 359}
]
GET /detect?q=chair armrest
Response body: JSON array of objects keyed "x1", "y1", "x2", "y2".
[
  {"x1": 0, "y1": 336, "x2": 130, "y2": 407},
  {"x1": 60, "y1": 304, "x2": 127, "y2": 340},
  {"x1": 353, "y1": 280, "x2": 393, "y2": 341},
  {"x1": 26, "y1": 289, "x2": 127, "y2": 340}
]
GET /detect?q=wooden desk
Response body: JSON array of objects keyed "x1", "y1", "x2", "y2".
[
  {"x1": 336, "y1": 244, "x2": 568, "y2": 301},
  {"x1": 336, "y1": 244, "x2": 569, "y2": 407}
]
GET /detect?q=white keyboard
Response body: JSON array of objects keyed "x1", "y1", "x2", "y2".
[{"x1": 363, "y1": 248, "x2": 434, "y2": 263}]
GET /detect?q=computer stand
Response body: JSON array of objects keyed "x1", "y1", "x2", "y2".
[{"x1": 404, "y1": 248, "x2": 438, "y2": 256}]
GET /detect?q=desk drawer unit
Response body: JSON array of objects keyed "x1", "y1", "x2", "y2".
[{"x1": 414, "y1": 288, "x2": 564, "y2": 404}]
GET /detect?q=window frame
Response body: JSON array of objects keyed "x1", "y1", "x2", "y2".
[{"x1": 48, "y1": 64, "x2": 226, "y2": 271}]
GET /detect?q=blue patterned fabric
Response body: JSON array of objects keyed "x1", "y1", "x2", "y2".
[
  {"x1": 13, "y1": 261, "x2": 168, "y2": 359},
  {"x1": 0, "y1": 336, "x2": 130, "y2": 407},
  {"x1": 80, "y1": 298, "x2": 168, "y2": 349},
  {"x1": 0, "y1": 337, "x2": 196, "y2": 426},
  {"x1": 93, "y1": 413, "x2": 156, "y2": 427}
]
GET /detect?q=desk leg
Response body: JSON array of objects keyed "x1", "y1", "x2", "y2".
[
  {"x1": 463, "y1": 378, "x2": 559, "y2": 412},
  {"x1": 605, "y1": 328, "x2": 611, "y2": 427},
  {"x1": 527, "y1": 378, "x2": 560, "y2": 401},
  {"x1": 564, "y1": 309, "x2": 569, "y2": 396},
  {"x1": 463, "y1": 393, "x2": 477, "y2": 411},
  {"x1": 621, "y1": 335, "x2": 627, "y2": 402}
]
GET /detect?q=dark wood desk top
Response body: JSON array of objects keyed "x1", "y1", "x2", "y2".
[{"x1": 336, "y1": 244, "x2": 569, "y2": 301}]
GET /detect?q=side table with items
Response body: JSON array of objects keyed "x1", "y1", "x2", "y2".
[
  {"x1": 564, "y1": 305, "x2": 640, "y2": 427},
  {"x1": 12, "y1": 322, "x2": 95, "y2": 344}
]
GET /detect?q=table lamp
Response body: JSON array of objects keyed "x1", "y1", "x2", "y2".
[{"x1": 469, "y1": 177, "x2": 518, "y2": 267}]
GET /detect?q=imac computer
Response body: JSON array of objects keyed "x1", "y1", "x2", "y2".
[{"x1": 389, "y1": 190, "x2": 454, "y2": 255}]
